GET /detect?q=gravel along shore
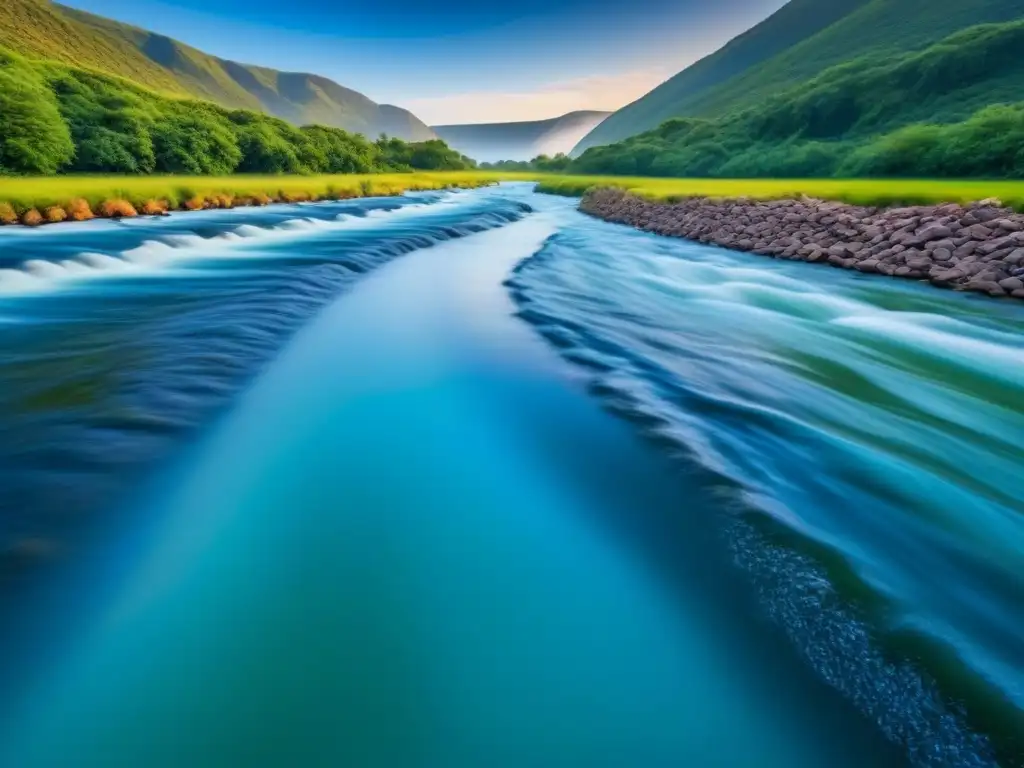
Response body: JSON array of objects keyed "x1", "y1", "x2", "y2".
[{"x1": 580, "y1": 188, "x2": 1024, "y2": 299}]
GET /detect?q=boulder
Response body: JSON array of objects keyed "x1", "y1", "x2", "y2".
[
  {"x1": 930, "y1": 268, "x2": 966, "y2": 285},
  {"x1": 992, "y1": 218, "x2": 1023, "y2": 232},
  {"x1": 977, "y1": 237, "x2": 1014, "y2": 255},
  {"x1": 1004, "y1": 248, "x2": 1024, "y2": 265},
  {"x1": 914, "y1": 223, "x2": 953, "y2": 243},
  {"x1": 967, "y1": 280, "x2": 1006, "y2": 296},
  {"x1": 972, "y1": 207, "x2": 1002, "y2": 223}
]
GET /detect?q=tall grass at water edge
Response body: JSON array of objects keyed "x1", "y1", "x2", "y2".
[{"x1": 4, "y1": 172, "x2": 1024, "y2": 226}]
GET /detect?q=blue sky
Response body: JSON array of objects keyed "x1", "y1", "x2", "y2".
[{"x1": 62, "y1": 0, "x2": 786, "y2": 124}]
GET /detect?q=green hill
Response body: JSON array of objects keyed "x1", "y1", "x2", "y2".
[
  {"x1": 433, "y1": 111, "x2": 610, "y2": 163},
  {"x1": 0, "y1": 0, "x2": 435, "y2": 140},
  {"x1": 573, "y1": 0, "x2": 1024, "y2": 154},
  {"x1": 570, "y1": 19, "x2": 1024, "y2": 178},
  {"x1": 0, "y1": 42, "x2": 472, "y2": 176}
]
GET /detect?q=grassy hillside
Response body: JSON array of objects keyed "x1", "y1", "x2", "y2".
[
  {"x1": 570, "y1": 18, "x2": 1024, "y2": 179},
  {"x1": 574, "y1": 0, "x2": 868, "y2": 153},
  {"x1": 0, "y1": 0, "x2": 435, "y2": 140},
  {"x1": 574, "y1": 0, "x2": 1024, "y2": 153},
  {"x1": 434, "y1": 111, "x2": 610, "y2": 162},
  {"x1": 0, "y1": 44, "x2": 473, "y2": 176}
]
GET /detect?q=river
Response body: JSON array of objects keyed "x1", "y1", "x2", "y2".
[{"x1": 0, "y1": 184, "x2": 1020, "y2": 766}]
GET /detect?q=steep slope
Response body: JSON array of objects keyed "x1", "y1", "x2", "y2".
[
  {"x1": 570, "y1": 20, "x2": 1024, "y2": 179},
  {"x1": 574, "y1": 0, "x2": 1024, "y2": 153},
  {"x1": 572, "y1": 0, "x2": 869, "y2": 154},
  {"x1": 0, "y1": 0, "x2": 435, "y2": 140},
  {"x1": 434, "y1": 111, "x2": 610, "y2": 162}
]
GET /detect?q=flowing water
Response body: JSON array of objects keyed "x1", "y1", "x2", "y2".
[{"x1": 0, "y1": 184, "x2": 1020, "y2": 766}]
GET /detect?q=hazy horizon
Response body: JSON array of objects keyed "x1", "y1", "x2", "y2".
[{"x1": 59, "y1": 0, "x2": 787, "y2": 124}]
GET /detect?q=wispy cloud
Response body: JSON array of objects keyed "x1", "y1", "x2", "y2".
[{"x1": 408, "y1": 68, "x2": 673, "y2": 125}]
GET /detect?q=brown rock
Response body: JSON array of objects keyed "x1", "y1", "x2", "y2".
[
  {"x1": 968, "y1": 280, "x2": 1007, "y2": 296},
  {"x1": 1004, "y1": 248, "x2": 1024, "y2": 265},
  {"x1": 972, "y1": 207, "x2": 1002, "y2": 223},
  {"x1": 977, "y1": 237, "x2": 1014, "y2": 256},
  {"x1": 931, "y1": 269, "x2": 965, "y2": 285},
  {"x1": 914, "y1": 223, "x2": 953, "y2": 243}
]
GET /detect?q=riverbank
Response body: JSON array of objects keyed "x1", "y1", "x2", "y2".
[
  {"x1": 0, "y1": 172, "x2": 505, "y2": 226},
  {"x1": 536, "y1": 176, "x2": 1024, "y2": 210},
  {"x1": 580, "y1": 187, "x2": 1024, "y2": 299},
  {"x1": 9, "y1": 172, "x2": 1024, "y2": 228}
]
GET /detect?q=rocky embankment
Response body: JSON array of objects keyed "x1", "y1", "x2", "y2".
[{"x1": 580, "y1": 188, "x2": 1024, "y2": 299}]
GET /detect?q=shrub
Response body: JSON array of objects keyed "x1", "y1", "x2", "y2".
[
  {"x1": 151, "y1": 106, "x2": 241, "y2": 175},
  {"x1": 20, "y1": 208, "x2": 44, "y2": 226},
  {"x1": 0, "y1": 57, "x2": 74, "y2": 173},
  {"x1": 99, "y1": 199, "x2": 138, "y2": 218},
  {"x1": 231, "y1": 112, "x2": 308, "y2": 174},
  {"x1": 140, "y1": 199, "x2": 168, "y2": 216},
  {"x1": 51, "y1": 70, "x2": 157, "y2": 174},
  {"x1": 44, "y1": 206, "x2": 67, "y2": 223},
  {"x1": 66, "y1": 198, "x2": 94, "y2": 221}
]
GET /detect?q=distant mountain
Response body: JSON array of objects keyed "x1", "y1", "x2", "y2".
[
  {"x1": 434, "y1": 111, "x2": 611, "y2": 162},
  {"x1": 0, "y1": 0, "x2": 435, "y2": 140},
  {"x1": 573, "y1": 0, "x2": 1024, "y2": 154}
]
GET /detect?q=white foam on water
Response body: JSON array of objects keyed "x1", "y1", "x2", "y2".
[
  {"x1": 832, "y1": 313, "x2": 1024, "y2": 376},
  {"x1": 0, "y1": 197, "x2": 464, "y2": 297}
]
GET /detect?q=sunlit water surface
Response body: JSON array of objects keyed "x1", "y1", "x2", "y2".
[{"x1": 0, "y1": 185, "x2": 1020, "y2": 766}]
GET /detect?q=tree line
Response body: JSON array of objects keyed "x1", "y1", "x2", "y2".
[
  {"x1": 0, "y1": 47, "x2": 475, "y2": 176},
  {"x1": 478, "y1": 154, "x2": 573, "y2": 172}
]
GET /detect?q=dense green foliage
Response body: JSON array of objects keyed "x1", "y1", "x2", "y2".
[
  {"x1": 1, "y1": 0, "x2": 435, "y2": 139},
  {"x1": 480, "y1": 154, "x2": 574, "y2": 172},
  {"x1": 575, "y1": 0, "x2": 1024, "y2": 153},
  {"x1": 0, "y1": 52, "x2": 74, "y2": 174},
  {"x1": 571, "y1": 20, "x2": 1024, "y2": 179},
  {"x1": 0, "y1": 46, "x2": 473, "y2": 176}
]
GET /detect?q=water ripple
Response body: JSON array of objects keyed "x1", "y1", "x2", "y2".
[{"x1": 509, "y1": 209, "x2": 1024, "y2": 765}]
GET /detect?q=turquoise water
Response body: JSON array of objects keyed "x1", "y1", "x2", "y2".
[{"x1": 0, "y1": 185, "x2": 1020, "y2": 765}]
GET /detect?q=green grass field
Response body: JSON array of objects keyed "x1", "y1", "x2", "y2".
[
  {"x1": 531, "y1": 175, "x2": 1024, "y2": 209},
  {"x1": 0, "y1": 172, "x2": 505, "y2": 210},
  {"x1": 3, "y1": 172, "x2": 1024, "y2": 225}
]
